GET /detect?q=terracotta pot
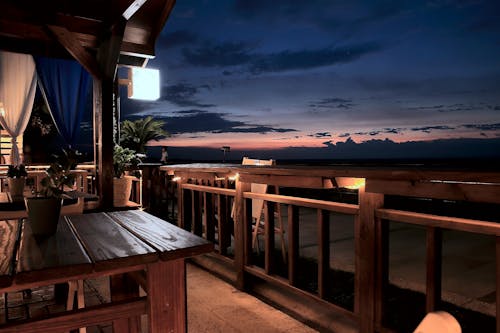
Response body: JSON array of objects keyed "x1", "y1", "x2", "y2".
[
  {"x1": 8, "y1": 177, "x2": 25, "y2": 197},
  {"x1": 25, "y1": 197, "x2": 63, "y2": 237},
  {"x1": 113, "y1": 176, "x2": 134, "y2": 207}
]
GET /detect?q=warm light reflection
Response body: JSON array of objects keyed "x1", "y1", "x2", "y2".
[
  {"x1": 335, "y1": 177, "x2": 366, "y2": 190},
  {"x1": 0, "y1": 102, "x2": 5, "y2": 117},
  {"x1": 172, "y1": 176, "x2": 181, "y2": 182},
  {"x1": 228, "y1": 173, "x2": 239, "y2": 181}
]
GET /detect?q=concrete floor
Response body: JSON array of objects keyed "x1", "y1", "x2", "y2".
[
  {"x1": 1, "y1": 263, "x2": 317, "y2": 332},
  {"x1": 186, "y1": 264, "x2": 317, "y2": 333},
  {"x1": 291, "y1": 208, "x2": 496, "y2": 316}
]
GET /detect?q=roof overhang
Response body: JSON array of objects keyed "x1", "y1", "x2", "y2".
[{"x1": 0, "y1": 0, "x2": 175, "y2": 76}]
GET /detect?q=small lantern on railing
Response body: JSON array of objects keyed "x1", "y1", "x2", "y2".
[{"x1": 335, "y1": 177, "x2": 366, "y2": 190}]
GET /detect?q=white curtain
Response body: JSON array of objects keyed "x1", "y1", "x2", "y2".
[{"x1": 0, "y1": 51, "x2": 37, "y2": 166}]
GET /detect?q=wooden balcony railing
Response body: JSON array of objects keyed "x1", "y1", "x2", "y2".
[{"x1": 140, "y1": 163, "x2": 500, "y2": 333}]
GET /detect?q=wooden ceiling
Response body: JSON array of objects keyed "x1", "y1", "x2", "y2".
[{"x1": 0, "y1": 0, "x2": 175, "y2": 77}]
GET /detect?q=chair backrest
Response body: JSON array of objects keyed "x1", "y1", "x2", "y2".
[{"x1": 241, "y1": 157, "x2": 275, "y2": 220}]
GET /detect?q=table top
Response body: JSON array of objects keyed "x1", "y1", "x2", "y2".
[{"x1": 0, "y1": 210, "x2": 213, "y2": 290}]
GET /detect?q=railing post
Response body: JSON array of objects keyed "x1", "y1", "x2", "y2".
[
  {"x1": 356, "y1": 183, "x2": 384, "y2": 333},
  {"x1": 235, "y1": 178, "x2": 251, "y2": 290},
  {"x1": 177, "y1": 177, "x2": 188, "y2": 229},
  {"x1": 318, "y1": 208, "x2": 330, "y2": 299},
  {"x1": 426, "y1": 226, "x2": 442, "y2": 312},
  {"x1": 496, "y1": 236, "x2": 500, "y2": 333},
  {"x1": 288, "y1": 205, "x2": 299, "y2": 286}
]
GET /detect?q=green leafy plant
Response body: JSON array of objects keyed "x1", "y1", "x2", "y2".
[
  {"x1": 39, "y1": 149, "x2": 81, "y2": 198},
  {"x1": 7, "y1": 164, "x2": 28, "y2": 178},
  {"x1": 113, "y1": 145, "x2": 142, "y2": 178},
  {"x1": 120, "y1": 116, "x2": 168, "y2": 154}
]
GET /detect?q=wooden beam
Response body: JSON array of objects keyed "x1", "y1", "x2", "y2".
[
  {"x1": 93, "y1": 77, "x2": 115, "y2": 209},
  {"x1": 0, "y1": 298, "x2": 146, "y2": 333},
  {"x1": 244, "y1": 192, "x2": 359, "y2": 215},
  {"x1": 356, "y1": 185, "x2": 384, "y2": 333},
  {"x1": 239, "y1": 173, "x2": 323, "y2": 188},
  {"x1": 47, "y1": 25, "x2": 103, "y2": 79},
  {"x1": 366, "y1": 179, "x2": 500, "y2": 204},
  {"x1": 376, "y1": 208, "x2": 500, "y2": 236},
  {"x1": 97, "y1": 18, "x2": 126, "y2": 79}
]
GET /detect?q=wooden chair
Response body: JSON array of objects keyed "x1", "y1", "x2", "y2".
[{"x1": 241, "y1": 157, "x2": 286, "y2": 262}]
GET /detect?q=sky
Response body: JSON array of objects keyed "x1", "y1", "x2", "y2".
[{"x1": 120, "y1": 0, "x2": 500, "y2": 161}]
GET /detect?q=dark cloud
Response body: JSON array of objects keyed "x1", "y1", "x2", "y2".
[
  {"x1": 249, "y1": 43, "x2": 382, "y2": 74},
  {"x1": 308, "y1": 132, "x2": 332, "y2": 138},
  {"x1": 354, "y1": 128, "x2": 404, "y2": 136},
  {"x1": 409, "y1": 103, "x2": 480, "y2": 113},
  {"x1": 213, "y1": 126, "x2": 296, "y2": 134},
  {"x1": 162, "y1": 83, "x2": 215, "y2": 108},
  {"x1": 182, "y1": 41, "x2": 255, "y2": 67},
  {"x1": 232, "y1": 0, "x2": 329, "y2": 20},
  {"x1": 181, "y1": 38, "x2": 382, "y2": 74},
  {"x1": 158, "y1": 30, "x2": 199, "y2": 49},
  {"x1": 159, "y1": 110, "x2": 296, "y2": 135},
  {"x1": 383, "y1": 128, "x2": 403, "y2": 134},
  {"x1": 411, "y1": 125, "x2": 456, "y2": 133},
  {"x1": 461, "y1": 123, "x2": 500, "y2": 131},
  {"x1": 309, "y1": 97, "x2": 355, "y2": 110},
  {"x1": 338, "y1": 133, "x2": 350, "y2": 138}
]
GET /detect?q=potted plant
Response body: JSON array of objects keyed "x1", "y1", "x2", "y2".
[
  {"x1": 113, "y1": 145, "x2": 141, "y2": 207},
  {"x1": 7, "y1": 164, "x2": 28, "y2": 197},
  {"x1": 25, "y1": 149, "x2": 80, "y2": 236}
]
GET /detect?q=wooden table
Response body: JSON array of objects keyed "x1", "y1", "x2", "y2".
[{"x1": 0, "y1": 210, "x2": 213, "y2": 332}]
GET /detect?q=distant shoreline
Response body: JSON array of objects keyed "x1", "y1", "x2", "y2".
[{"x1": 159, "y1": 157, "x2": 500, "y2": 171}]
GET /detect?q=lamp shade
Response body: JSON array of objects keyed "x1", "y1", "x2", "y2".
[{"x1": 129, "y1": 67, "x2": 160, "y2": 101}]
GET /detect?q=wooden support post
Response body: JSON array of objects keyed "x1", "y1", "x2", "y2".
[
  {"x1": 496, "y1": 236, "x2": 499, "y2": 333},
  {"x1": 93, "y1": 78, "x2": 114, "y2": 209},
  {"x1": 204, "y1": 192, "x2": 215, "y2": 241},
  {"x1": 217, "y1": 194, "x2": 229, "y2": 255},
  {"x1": 264, "y1": 201, "x2": 275, "y2": 275},
  {"x1": 375, "y1": 217, "x2": 389, "y2": 327},
  {"x1": 318, "y1": 209, "x2": 330, "y2": 299},
  {"x1": 288, "y1": 205, "x2": 299, "y2": 286},
  {"x1": 192, "y1": 190, "x2": 202, "y2": 236},
  {"x1": 146, "y1": 259, "x2": 186, "y2": 333},
  {"x1": 356, "y1": 185, "x2": 384, "y2": 333},
  {"x1": 176, "y1": 178, "x2": 186, "y2": 227},
  {"x1": 244, "y1": 197, "x2": 253, "y2": 266},
  {"x1": 182, "y1": 189, "x2": 192, "y2": 232},
  {"x1": 426, "y1": 226, "x2": 442, "y2": 313},
  {"x1": 234, "y1": 179, "x2": 251, "y2": 290},
  {"x1": 110, "y1": 273, "x2": 140, "y2": 333}
]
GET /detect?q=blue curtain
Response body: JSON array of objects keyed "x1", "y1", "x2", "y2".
[{"x1": 35, "y1": 57, "x2": 91, "y2": 147}]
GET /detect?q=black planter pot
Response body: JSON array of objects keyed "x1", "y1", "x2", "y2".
[{"x1": 25, "y1": 197, "x2": 63, "y2": 236}]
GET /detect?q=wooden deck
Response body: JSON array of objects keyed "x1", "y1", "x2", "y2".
[{"x1": 140, "y1": 163, "x2": 500, "y2": 333}]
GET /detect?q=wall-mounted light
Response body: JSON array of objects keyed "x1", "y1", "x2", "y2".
[
  {"x1": 0, "y1": 102, "x2": 5, "y2": 117},
  {"x1": 119, "y1": 67, "x2": 160, "y2": 101},
  {"x1": 335, "y1": 177, "x2": 366, "y2": 190}
]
